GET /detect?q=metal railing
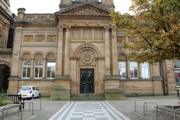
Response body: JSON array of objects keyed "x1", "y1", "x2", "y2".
[
  {"x1": 134, "y1": 99, "x2": 145, "y2": 111},
  {"x1": 31, "y1": 99, "x2": 42, "y2": 110},
  {"x1": 143, "y1": 101, "x2": 158, "y2": 115},
  {"x1": 156, "y1": 105, "x2": 173, "y2": 120}
]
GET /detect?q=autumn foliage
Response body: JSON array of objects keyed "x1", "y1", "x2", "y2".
[{"x1": 110, "y1": 0, "x2": 180, "y2": 63}]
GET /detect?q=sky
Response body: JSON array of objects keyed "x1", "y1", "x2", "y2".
[{"x1": 9, "y1": 0, "x2": 133, "y2": 15}]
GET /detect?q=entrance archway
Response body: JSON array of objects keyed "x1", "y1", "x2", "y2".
[{"x1": 0, "y1": 65, "x2": 10, "y2": 92}]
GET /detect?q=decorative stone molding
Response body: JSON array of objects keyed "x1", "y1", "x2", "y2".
[
  {"x1": 46, "y1": 53, "x2": 56, "y2": 60},
  {"x1": 35, "y1": 35, "x2": 45, "y2": 42},
  {"x1": 0, "y1": 60, "x2": 11, "y2": 68},
  {"x1": 73, "y1": 43, "x2": 102, "y2": 58},
  {"x1": 22, "y1": 53, "x2": 32, "y2": 60},
  {"x1": 47, "y1": 35, "x2": 57, "y2": 42},
  {"x1": 81, "y1": 52, "x2": 94, "y2": 65},
  {"x1": 23, "y1": 35, "x2": 33, "y2": 42}
]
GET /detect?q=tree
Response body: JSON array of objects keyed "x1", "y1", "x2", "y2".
[{"x1": 110, "y1": 0, "x2": 180, "y2": 63}]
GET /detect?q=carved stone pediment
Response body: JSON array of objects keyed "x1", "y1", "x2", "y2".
[{"x1": 56, "y1": 3, "x2": 109, "y2": 16}]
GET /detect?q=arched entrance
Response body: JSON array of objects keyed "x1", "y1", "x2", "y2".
[{"x1": 0, "y1": 64, "x2": 10, "y2": 92}]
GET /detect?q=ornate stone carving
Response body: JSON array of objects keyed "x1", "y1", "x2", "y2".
[
  {"x1": 23, "y1": 35, "x2": 33, "y2": 42},
  {"x1": 71, "y1": 6, "x2": 107, "y2": 15},
  {"x1": 35, "y1": 35, "x2": 45, "y2": 42},
  {"x1": 81, "y1": 52, "x2": 94, "y2": 65},
  {"x1": 47, "y1": 35, "x2": 57, "y2": 42},
  {"x1": 60, "y1": 5, "x2": 109, "y2": 16}
]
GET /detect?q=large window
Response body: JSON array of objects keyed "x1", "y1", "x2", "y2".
[
  {"x1": 130, "y1": 62, "x2": 138, "y2": 79},
  {"x1": 46, "y1": 62, "x2": 56, "y2": 79},
  {"x1": 22, "y1": 61, "x2": 31, "y2": 78},
  {"x1": 174, "y1": 60, "x2": 180, "y2": 86},
  {"x1": 118, "y1": 62, "x2": 126, "y2": 79},
  {"x1": 141, "y1": 62, "x2": 150, "y2": 79},
  {"x1": 34, "y1": 61, "x2": 43, "y2": 79}
]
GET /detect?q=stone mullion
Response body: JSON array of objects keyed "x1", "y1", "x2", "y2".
[
  {"x1": 42, "y1": 58, "x2": 46, "y2": 78},
  {"x1": 64, "y1": 26, "x2": 71, "y2": 75},
  {"x1": 104, "y1": 26, "x2": 110, "y2": 75},
  {"x1": 56, "y1": 26, "x2": 63, "y2": 75},
  {"x1": 127, "y1": 60, "x2": 130, "y2": 79},
  {"x1": 111, "y1": 26, "x2": 118, "y2": 75},
  {"x1": 138, "y1": 63, "x2": 142, "y2": 79},
  {"x1": 30, "y1": 59, "x2": 34, "y2": 78}
]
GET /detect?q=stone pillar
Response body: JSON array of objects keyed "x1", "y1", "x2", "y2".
[
  {"x1": 8, "y1": 27, "x2": 23, "y2": 94},
  {"x1": 56, "y1": 26, "x2": 63, "y2": 76},
  {"x1": 104, "y1": 26, "x2": 110, "y2": 75},
  {"x1": 17, "y1": 8, "x2": 26, "y2": 21},
  {"x1": 64, "y1": 26, "x2": 71, "y2": 75},
  {"x1": 11, "y1": 27, "x2": 22, "y2": 76},
  {"x1": 111, "y1": 25, "x2": 118, "y2": 75}
]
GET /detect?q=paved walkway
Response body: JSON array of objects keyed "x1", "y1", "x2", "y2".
[{"x1": 2, "y1": 95, "x2": 180, "y2": 120}]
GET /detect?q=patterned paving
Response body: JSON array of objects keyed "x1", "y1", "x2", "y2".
[{"x1": 49, "y1": 102, "x2": 129, "y2": 120}]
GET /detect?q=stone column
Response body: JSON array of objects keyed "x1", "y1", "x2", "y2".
[
  {"x1": 104, "y1": 26, "x2": 110, "y2": 75},
  {"x1": 56, "y1": 26, "x2": 63, "y2": 76},
  {"x1": 111, "y1": 25, "x2": 118, "y2": 75},
  {"x1": 64, "y1": 26, "x2": 71, "y2": 75}
]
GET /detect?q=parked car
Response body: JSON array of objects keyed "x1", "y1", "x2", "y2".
[{"x1": 18, "y1": 86, "x2": 41, "y2": 99}]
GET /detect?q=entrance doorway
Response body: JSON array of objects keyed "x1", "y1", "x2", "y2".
[
  {"x1": 80, "y1": 69, "x2": 94, "y2": 94},
  {"x1": 0, "y1": 65, "x2": 10, "y2": 92}
]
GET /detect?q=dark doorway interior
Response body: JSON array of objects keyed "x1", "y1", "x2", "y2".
[
  {"x1": 0, "y1": 65, "x2": 10, "y2": 92},
  {"x1": 80, "y1": 69, "x2": 94, "y2": 94}
]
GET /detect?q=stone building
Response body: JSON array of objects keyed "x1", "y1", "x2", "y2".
[
  {"x1": 0, "y1": 0, "x2": 14, "y2": 92},
  {"x1": 2, "y1": 0, "x2": 179, "y2": 100}
]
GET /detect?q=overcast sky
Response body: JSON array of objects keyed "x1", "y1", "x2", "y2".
[{"x1": 9, "y1": 0, "x2": 133, "y2": 15}]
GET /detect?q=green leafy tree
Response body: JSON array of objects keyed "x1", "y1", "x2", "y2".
[{"x1": 110, "y1": 0, "x2": 180, "y2": 63}]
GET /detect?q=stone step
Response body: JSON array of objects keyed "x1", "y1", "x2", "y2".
[{"x1": 70, "y1": 94, "x2": 105, "y2": 101}]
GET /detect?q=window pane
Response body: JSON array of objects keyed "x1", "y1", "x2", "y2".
[
  {"x1": 118, "y1": 62, "x2": 126, "y2": 79},
  {"x1": 22, "y1": 61, "x2": 31, "y2": 78},
  {"x1": 46, "y1": 62, "x2": 56, "y2": 78},
  {"x1": 130, "y1": 62, "x2": 138, "y2": 79},
  {"x1": 35, "y1": 67, "x2": 38, "y2": 77},
  {"x1": 141, "y1": 62, "x2": 149, "y2": 79},
  {"x1": 175, "y1": 70, "x2": 180, "y2": 86},
  {"x1": 39, "y1": 67, "x2": 42, "y2": 77},
  {"x1": 22, "y1": 67, "x2": 26, "y2": 77},
  {"x1": 27, "y1": 67, "x2": 31, "y2": 77}
]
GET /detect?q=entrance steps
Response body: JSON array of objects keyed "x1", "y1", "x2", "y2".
[{"x1": 70, "y1": 94, "x2": 105, "y2": 101}]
